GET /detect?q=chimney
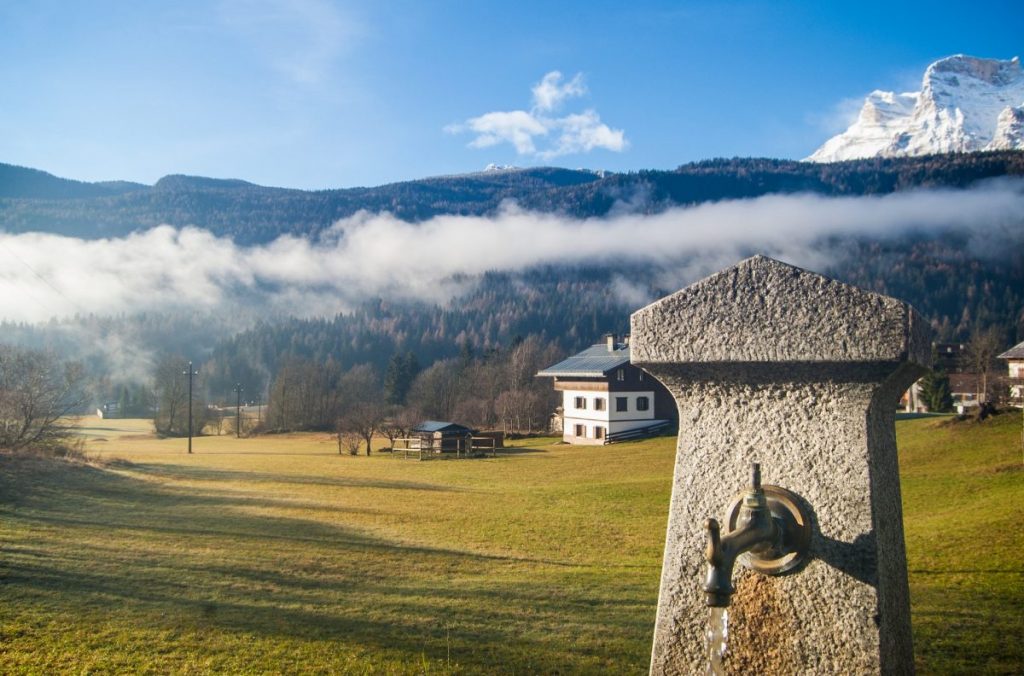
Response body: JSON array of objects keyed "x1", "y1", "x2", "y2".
[{"x1": 606, "y1": 333, "x2": 616, "y2": 351}]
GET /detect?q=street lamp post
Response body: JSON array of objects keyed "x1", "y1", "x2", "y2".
[
  {"x1": 234, "y1": 383, "x2": 244, "y2": 438},
  {"x1": 183, "y1": 361, "x2": 198, "y2": 454}
]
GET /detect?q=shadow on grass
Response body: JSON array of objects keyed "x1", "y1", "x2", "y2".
[
  {"x1": 77, "y1": 425, "x2": 151, "y2": 433},
  {"x1": 492, "y1": 446, "x2": 549, "y2": 456},
  {"x1": 910, "y1": 582, "x2": 1024, "y2": 674},
  {"x1": 895, "y1": 412, "x2": 952, "y2": 421},
  {"x1": 107, "y1": 459, "x2": 465, "y2": 492},
  {"x1": 0, "y1": 456, "x2": 654, "y2": 672}
]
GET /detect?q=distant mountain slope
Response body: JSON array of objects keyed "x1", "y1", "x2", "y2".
[
  {"x1": 525, "y1": 154, "x2": 1024, "y2": 217},
  {"x1": 810, "y1": 55, "x2": 1024, "y2": 162},
  {"x1": 0, "y1": 164, "x2": 606, "y2": 242},
  {"x1": 2, "y1": 153, "x2": 1022, "y2": 243},
  {"x1": 153, "y1": 175, "x2": 259, "y2": 191},
  {"x1": 0, "y1": 163, "x2": 147, "y2": 200}
]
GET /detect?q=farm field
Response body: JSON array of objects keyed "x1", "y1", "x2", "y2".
[{"x1": 1, "y1": 413, "x2": 1022, "y2": 674}]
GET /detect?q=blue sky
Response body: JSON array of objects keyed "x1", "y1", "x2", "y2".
[{"x1": 1, "y1": 0, "x2": 1022, "y2": 190}]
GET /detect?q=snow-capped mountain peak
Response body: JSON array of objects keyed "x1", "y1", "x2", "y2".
[{"x1": 808, "y1": 55, "x2": 1024, "y2": 162}]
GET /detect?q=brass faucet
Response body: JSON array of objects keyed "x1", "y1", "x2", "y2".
[{"x1": 703, "y1": 463, "x2": 811, "y2": 607}]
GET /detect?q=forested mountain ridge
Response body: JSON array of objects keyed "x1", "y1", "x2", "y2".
[
  {"x1": 2, "y1": 152, "x2": 1023, "y2": 243},
  {"x1": 514, "y1": 153, "x2": 1024, "y2": 217},
  {"x1": 0, "y1": 162, "x2": 147, "y2": 200},
  {"x1": 0, "y1": 164, "x2": 605, "y2": 242}
]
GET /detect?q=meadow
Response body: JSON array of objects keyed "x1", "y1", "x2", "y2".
[{"x1": 1, "y1": 413, "x2": 1021, "y2": 674}]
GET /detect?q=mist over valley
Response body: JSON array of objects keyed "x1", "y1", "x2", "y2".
[{"x1": 2, "y1": 153, "x2": 1023, "y2": 403}]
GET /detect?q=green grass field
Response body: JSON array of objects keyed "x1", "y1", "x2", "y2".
[
  {"x1": 1, "y1": 413, "x2": 1021, "y2": 674},
  {"x1": 897, "y1": 412, "x2": 1023, "y2": 675}
]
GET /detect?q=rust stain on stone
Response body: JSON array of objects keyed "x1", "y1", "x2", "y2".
[{"x1": 726, "y1": 575, "x2": 798, "y2": 675}]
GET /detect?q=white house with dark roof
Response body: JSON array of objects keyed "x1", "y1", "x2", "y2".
[
  {"x1": 536, "y1": 334, "x2": 675, "y2": 445},
  {"x1": 998, "y1": 340, "x2": 1024, "y2": 406}
]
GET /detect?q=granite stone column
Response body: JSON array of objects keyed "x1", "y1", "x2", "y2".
[{"x1": 631, "y1": 256, "x2": 930, "y2": 675}]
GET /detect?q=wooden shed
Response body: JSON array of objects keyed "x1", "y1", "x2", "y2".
[{"x1": 411, "y1": 421, "x2": 474, "y2": 453}]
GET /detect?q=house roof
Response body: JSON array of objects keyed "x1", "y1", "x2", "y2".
[
  {"x1": 412, "y1": 420, "x2": 472, "y2": 434},
  {"x1": 999, "y1": 341, "x2": 1024, "y2": 359},
  {"x1": 536, "y1": 342, "x2": 631, "y2": 378}
]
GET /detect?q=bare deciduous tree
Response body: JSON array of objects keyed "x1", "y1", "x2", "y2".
[
  {"x1": 494, "y1": 337, "x2": 562, "y2": 434},
  {"x1": 0, "y1": 345, "x2": 87, "y2": 452},
  {"x1": 266, "y1": 357, "x2": 343, "y2": 432},
  {"x1": 407, "y1": 359, "x2": 464, "y2": 421},
  {"x1": 964, "y1": 327, "x2": 1004, "y2": 404},
  {"x1": 378, "y1": 405, "x2": 419, "y2": 450},
  {"x1": 336, "y1": 426, "x2": 362, "y2": 455},
  {"x1": 336, "y1": 364, "x2": 385, "y2": 455},
  {"x1": 153, "y1": 354, "x2": 209, "y2": 437}
]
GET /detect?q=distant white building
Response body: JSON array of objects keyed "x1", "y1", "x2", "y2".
[
  {"x1": 96, "y1": 402, "x2": 120, "y2": 419},
  {"x1": 536, "y1": 334, "x2": 675, "y2": 445},
  {"x1": 998, "y1": 340, "x2": 1024, "y2": 406}
]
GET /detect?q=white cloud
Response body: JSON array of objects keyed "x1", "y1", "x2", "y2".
[
  {"x1": 448, "y1": 71, "x2": 627, "y2": 159},
  {"x1": 449, "y1": 111, "x2": 549, "y2": 154},
  {"x1": 540, "y1": 110, "x2": 628, "y2": 159},
  {"x1": 531, "y1": 71, "x2": 586, "y2": 112},
  {"x1": 1, "y1": 180, "x2": 1022, "y2": 325}
]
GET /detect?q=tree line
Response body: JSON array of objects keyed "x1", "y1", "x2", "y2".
[
  {"x1": 254, "y1": 336, "x2": 561, "y2": 442},
  {"x1": 2, "y1": 302, "x2": 1017, "y2": 455},
  {"x1": 145, "y1": 335, "x2": 563, "y2": 453}
]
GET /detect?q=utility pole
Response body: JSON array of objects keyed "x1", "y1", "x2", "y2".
[
  {"x1": 183, "y1": 361, "x2": 198, "y2": 454},
  {"x1": 234, "y1": 383, "x2": 244, "y2": 438}
]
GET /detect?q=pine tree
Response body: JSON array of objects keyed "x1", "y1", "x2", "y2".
[
  {"x1": 384, "y1": 351, "x2": 420, "y2": 405},
  {"x1": 919, "y1": 369, "x2": 953, "y2": 413}
]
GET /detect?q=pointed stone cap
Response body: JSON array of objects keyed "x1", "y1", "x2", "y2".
[{"x1": 630, "y1": 256, "x2": 931, "y2": 365}]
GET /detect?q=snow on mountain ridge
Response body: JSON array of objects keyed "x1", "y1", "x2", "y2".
[
  {"x1": 991, "y1": 106, "x2": 1024, "y2": 150},
  {"x1": 928, "y1": 54, "x2": 1021, "y2": 87},
  {"x1": 808, "y1": 55, "x2": 1024, "y2": 162}
]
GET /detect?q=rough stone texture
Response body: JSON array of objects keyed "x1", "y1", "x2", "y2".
[
  {"x1": 631, "y1": 255, "x2": 931, "y2": 366},
  {"x1": 632, "y1": 256, "x2": 930, "y2": 675}
]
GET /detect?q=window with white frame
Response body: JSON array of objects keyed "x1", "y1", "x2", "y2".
[
  {"x1": 574, "y1": 424, "x2": 585, "y2": 437},
  {"x1": 594, "y1": 397, "x2": 606, "y2": 411},
  {"x1": 637, "y1": 396, "x2": 650, "y2": 411},
  {"x1": 574, "y1": 396, "x2": 586, "y2": 409}
]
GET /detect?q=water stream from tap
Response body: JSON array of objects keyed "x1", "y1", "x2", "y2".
[{"x1": 705, "y1": 606, "x2": 728, "y2": 675}]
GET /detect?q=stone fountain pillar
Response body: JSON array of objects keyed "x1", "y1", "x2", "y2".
[{"x1": 631, "y1": 256, "x2": 930, "y2": 675}]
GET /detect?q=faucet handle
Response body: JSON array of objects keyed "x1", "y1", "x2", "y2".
[{"x1": 704, "y1": 518, "x2": 723, "y2": 565}]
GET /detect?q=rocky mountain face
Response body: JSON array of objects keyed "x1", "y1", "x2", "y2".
[{"x1": 809, "y1": 55, "x2": 1024, "y2": 162}]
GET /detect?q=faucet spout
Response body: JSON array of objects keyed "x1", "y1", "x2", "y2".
[{"x1": 703, "y1": 463, "x2": 781, "y2": 607}]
